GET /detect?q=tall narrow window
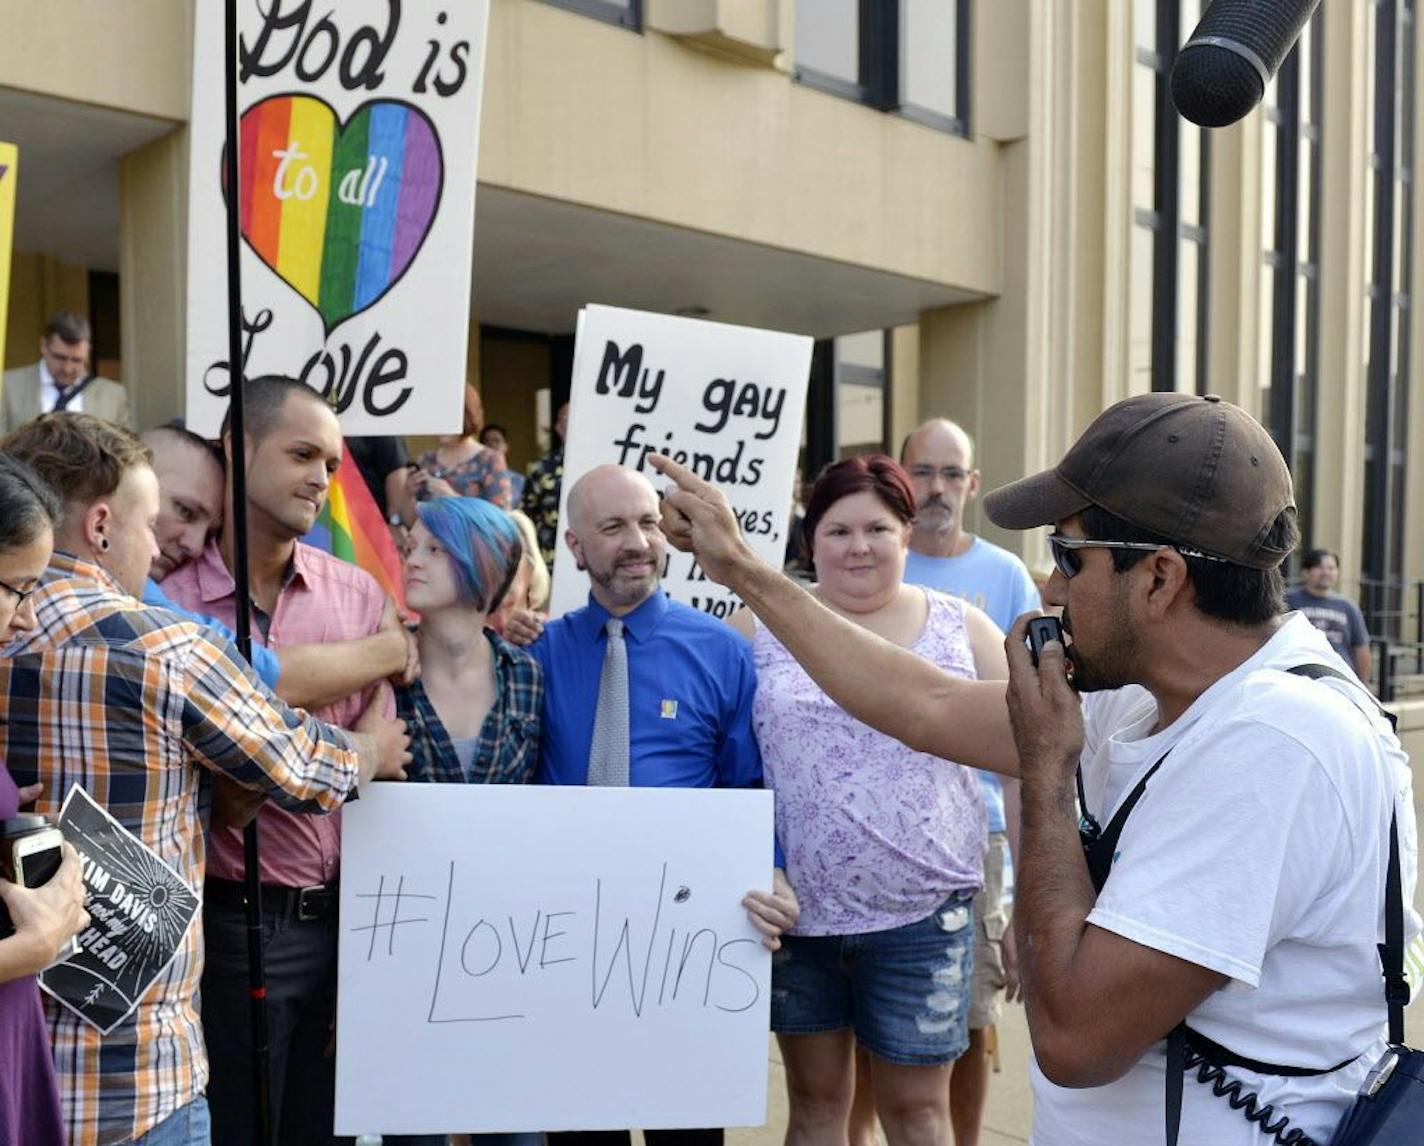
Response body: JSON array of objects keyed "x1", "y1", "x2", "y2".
[
  {"x1": 794, "y1": 1, "x2": 971, "y2": 136},
  {"x1": 1261, "y1": 9, "x2": 1323, "y2": 554},
  {"x1": 1363, "y1": 0, "x2": 1414, "y2": 638},
  {"x1": 898, "y1": 0, "x2": 971, "y2": 133},
  {"x1": 1132, "y1": 1, "x2": 1211, "y2": 394},
  {"x1": 835, "y1": 331, "x2": 888, "y2": 458},
  {"x1": 794, "y1": 0, "x2": 862, "y2": 97}
]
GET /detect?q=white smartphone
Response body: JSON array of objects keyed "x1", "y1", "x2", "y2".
[
  {"x1": 4, "y1": 827, "x2": 80, "y2": 955},
  {"x1": 11, "y1": 826, "x2": 65, "y2": 889}
]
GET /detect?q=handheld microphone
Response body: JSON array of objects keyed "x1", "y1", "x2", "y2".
[{"x1": 1171, "y1": 0, "x2": 1323, "y2": 128}]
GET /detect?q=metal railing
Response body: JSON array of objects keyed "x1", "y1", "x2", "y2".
[
  {"x1": 1372, "y1": 637, "x2": 1424, "y2": 703},
  {"x1": 1359, "y1": 577, "x2": 1424, "y2": 647},
  {"x1": 1359, "y1": 577, "x2": 1424, "y2": 702}
]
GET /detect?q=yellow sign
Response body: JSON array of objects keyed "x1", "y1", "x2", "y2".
[{"x1": 0, "y1": 142, "x2": 16, "y2": 375}]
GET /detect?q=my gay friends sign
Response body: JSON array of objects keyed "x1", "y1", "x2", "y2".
[
  {"x1": 550, "y1": 305, "x2": 812, "y2": 619},
  {"x1": 185, "y1": 0, "x2": 488, "y2": 435}
]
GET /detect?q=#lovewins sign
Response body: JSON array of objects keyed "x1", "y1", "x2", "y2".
[
  {"x1": 185, "y1": 0, "x2": 489, "y2": 435},
  {"x1": 551, "y1": 305, "x2": 813, "y2": 619},
  {"x1": 335, "y1": 785, "x2": 774, "y2": 1136}
]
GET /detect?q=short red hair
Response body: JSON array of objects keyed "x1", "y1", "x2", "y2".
[{"x1": 802, "y1": 454, "x2": 917, "y2": 558}]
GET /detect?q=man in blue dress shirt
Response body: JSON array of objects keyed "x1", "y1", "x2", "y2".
[{"x1": 530, "y1": 463, "x2": 797, "y2": 1146}]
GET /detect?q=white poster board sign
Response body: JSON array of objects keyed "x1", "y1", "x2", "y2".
[
  {"x1": 185, "y1": 0, "x2": 489, "y2": 435},
  {"x1": 335, "y1": 784, "x2": 774, "y2": 1136},
  {"x1": 550, "y1": 305, "x2": 812, "y2": 619}
]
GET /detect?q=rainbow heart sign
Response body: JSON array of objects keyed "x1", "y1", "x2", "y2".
[{"x1": 236, "y1": 94, "x2": 444, "y2": 333}]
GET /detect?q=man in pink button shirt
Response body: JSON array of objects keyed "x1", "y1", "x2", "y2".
[{"x1": 162, "y1": 377, "x2": 395, "y2": 1146}]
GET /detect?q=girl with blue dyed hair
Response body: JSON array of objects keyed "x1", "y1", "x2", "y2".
[
  {"x1": 394, "y1": 496, "x2": 544, "y2": 790},
  {"x1": 390, "y1": 497, "x2": 546, "y2": 1146}
]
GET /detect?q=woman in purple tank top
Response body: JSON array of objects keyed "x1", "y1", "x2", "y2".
[
  {"x1": 730, "y1": 456, "x2": 1008, "y2": 1146},
  {"x1": 0, "y1": 453, "x2": 90, "y2": 1146}
]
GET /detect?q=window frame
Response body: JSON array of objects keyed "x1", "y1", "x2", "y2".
[
  {"x1": 1362, "y1": 0, "x2": 1414, "y2": 632},
  {"x1": 794, "y1": 0, "x2": 973, "y2": 138},
  {"x1": 1262, "y1": 12, "x2": 1324, "y2": 558},
  {"x1": 1137, "y1": 0, "x2": 1211, "y2": 396},
  {"x1": 536, "y1": 0, "x2": 642, "y2": 32}
]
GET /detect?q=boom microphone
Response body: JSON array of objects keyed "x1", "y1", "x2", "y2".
[{"x1": 1171, "y1": 0, "x2": 1323, "y2": 128}]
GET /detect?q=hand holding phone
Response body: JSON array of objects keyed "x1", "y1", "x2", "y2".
[
  {"x1": 1026, "y1": 616, "x2": 1065, "y2": 667},
  {"x1": 0, "y1": 835, "x2": 88, "y2": 972}
]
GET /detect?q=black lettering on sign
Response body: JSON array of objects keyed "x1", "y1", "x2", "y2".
[
  {"x1": 414, "y1": 11, "x2": 471, "y2": 96},
  {"x1": 613, "y1": 427, "x2": 767, "y2": 488},
  {"x1": 346, "y1": 859, "x2": 765, "y2": 1025},
  {"x1": 696, "y1": 379, "x2": 787, "y2": 440},
  {"x1": 240, "y1": 0, "x2": 401, "y2": 91},
  {"x1": 689, "y1": 596, "x2": 735, "y2": 619},
  {"x1": 596, "y1": 342, "x2": 665, "y2": 413}
]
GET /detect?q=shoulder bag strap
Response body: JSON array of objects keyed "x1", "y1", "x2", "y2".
[
  {"x1": 1283, "y1": 663, "x2": 1408, "y2": 1040},
  {"x1": 1384, "y1": 812, "x2": 1409, "y2": 1045},
  {"x1": 1079, "y1": 752, "x2": 1171, "y2": 894},
  {"x1": 1165, "y1": 1027, "x2": 1186, "y2": 1146},
  {"x1": 1283, "y1": 662, "x2": 1397, "y2": 731}
]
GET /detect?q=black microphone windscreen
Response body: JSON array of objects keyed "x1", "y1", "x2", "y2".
[{"x1": 1171, "y1": 0, "x2": 1323, "y2": 128}]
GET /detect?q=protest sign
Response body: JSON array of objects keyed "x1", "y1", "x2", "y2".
[
  {"x1": 185, "y1": 0, "x2": 489, "y2": 435},
  {"x1": 550, "y1": 305, "x2": 812, "y2": 618},
  {"x1": 335, "y1": 784, "x2": 774, "y2": 1136},
  {"x1": 0, "y1": 141, "x2": 16, "y2": 373},
  {"x1": 41, "y1": 786, "x2": 201, "y2": 1035}
]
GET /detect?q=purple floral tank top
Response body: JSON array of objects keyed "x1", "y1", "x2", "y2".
[{"x1": 752, "y1": 589, "x2": 987, "y2": 935}]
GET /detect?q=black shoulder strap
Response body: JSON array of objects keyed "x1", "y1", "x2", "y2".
[
  {"x1": 1079, "y1": 752, "x2": 1170, "y2": 894},
  {"x1": 1383, "y1": 811, "x2": 1409, "y2": 1044},
  {"x1": 1284, "y1": 662, "x2": 1397, "y2": 731},
  {"x1": 1165, "y1": 1028, "x2": 1186, "y2": 1146},
  {"x1": 1285, "y1": 663, "x2": 1409, "y2": 1041}
]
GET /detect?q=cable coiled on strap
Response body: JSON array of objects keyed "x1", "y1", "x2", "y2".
[{"x1": 1183, "y1": 1047, "x2": 1319, "y2": 1146}]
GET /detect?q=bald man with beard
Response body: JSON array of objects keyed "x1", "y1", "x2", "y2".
[{"x1": 526, "y1": 464, "x2": 798, "y2": 1146}]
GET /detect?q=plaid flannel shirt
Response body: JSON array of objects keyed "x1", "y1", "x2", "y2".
[
  {"x1": 0, "y1": 554, "x2": 361, "y2": 1146},
  {"x1": 395, "y1": 629, "x2": 542, "y2": 785}
]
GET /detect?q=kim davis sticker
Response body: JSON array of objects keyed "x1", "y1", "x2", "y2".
[{"x1": 40, "y1": 786, "x2": 201, "y2": 1035}]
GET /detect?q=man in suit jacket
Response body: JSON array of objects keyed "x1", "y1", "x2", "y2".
[{"x1": 1, "y1": 309, "x2": 130, "y2": 434}]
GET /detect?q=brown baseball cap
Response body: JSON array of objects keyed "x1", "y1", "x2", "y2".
[{"x1": 982, "y1": 393, "x2": 1296, "y2": 570}]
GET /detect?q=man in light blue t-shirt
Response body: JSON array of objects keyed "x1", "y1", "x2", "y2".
[{"x1": 902, "y1": 418, "x2": 1037, "y2": 1146}]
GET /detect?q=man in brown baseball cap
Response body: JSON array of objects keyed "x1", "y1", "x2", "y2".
[
  {"x1": 649, "y1": 392, "x2": 1414, "y2": 1145},
  {"x1": 983, "y1": 392, "x2": 1295, "y2": 569}
]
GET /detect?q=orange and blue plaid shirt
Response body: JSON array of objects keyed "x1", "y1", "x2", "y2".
[{"x1": 0, "y1": 553, "x2": 361, "y2": 1146}]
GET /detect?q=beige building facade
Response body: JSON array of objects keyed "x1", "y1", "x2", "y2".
[{"x1": 2, "y1": 0, "x2": 1422, "y2": 703}]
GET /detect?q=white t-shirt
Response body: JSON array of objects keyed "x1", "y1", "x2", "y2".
[{"x1": 1030, "y1": 615, "x2": 1419, "y2": 1146}]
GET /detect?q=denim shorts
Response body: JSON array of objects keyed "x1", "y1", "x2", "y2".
[{"x1": 770, "y1": 891, "x2": 975, "y2": 1066}]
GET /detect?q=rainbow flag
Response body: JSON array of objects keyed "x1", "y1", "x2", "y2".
[
  {"x1": 304, "y1": 442, "x2": 405, "y2": 610},
  {"x1": 239, "y1": 94, "x2": 440, "y2": 331}
]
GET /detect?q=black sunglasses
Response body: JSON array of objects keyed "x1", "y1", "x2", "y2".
[{"x1": 1047, "y1": 533, "x2": 1227, "y2": 580}]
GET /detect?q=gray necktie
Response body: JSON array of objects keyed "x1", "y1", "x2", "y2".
[{"x1": 586, "y1": 618, "x2": 630, "y2": 786}]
